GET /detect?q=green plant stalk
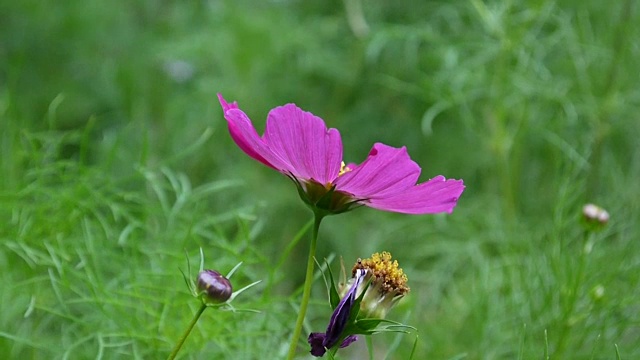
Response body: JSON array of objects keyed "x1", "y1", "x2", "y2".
[
  {"x1": 587, "y1": 0, "x2": 633, "y2": 196},
  {"x1": 327, "y1": 345, "x2": 339, "y2": 359},
  {"x1": 167, "y1": 303, "x2": 207, "y2": 360},
  {"x1": 286, "y1": 212, "x2": 324, "y2": 360},
  {"x1": 553, "y1": 231, "x2": 591, "y2": 357}
]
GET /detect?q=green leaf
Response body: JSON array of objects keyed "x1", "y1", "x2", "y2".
[
  {"x1": 344, "y1": 318, "x2": 417, "y2": 336},
  {"x1": 325, "y1": 260, "x2": 341, "y2": 309},
  {"x1": 409, "y1": 334, "x2": 419, "y2": 360},
  {"x1": 354, "y1": 318, "x2": 384, "y2": 331}
]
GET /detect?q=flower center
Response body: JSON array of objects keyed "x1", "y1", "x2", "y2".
[{"x1": 352, "y1": 251, "x2": 409, "y2": 296}]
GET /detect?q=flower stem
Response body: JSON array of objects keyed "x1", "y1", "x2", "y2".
[
  {"x1": 167, "y1": 303, "x2": 207, "y2": 360},
  {"x1": 553, "y1": 230, "x2": 592, "y2": 357},
  {"x1": 328, "y1": 345, "x2": 339, "y2": 358},
  {"x1": 286, "y1": 212, "x2": 324, "y2": 360}
]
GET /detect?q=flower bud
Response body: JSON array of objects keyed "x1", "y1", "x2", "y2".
[
  {"x1": 581, "y1": 204, "x2": 610, "y2": 232},
  {"x1": 582, "y1": 204, "x2": 609, "y2": 224},
  {"x1": 197, "y1": 270, "x2": 232, "y2": 304},
  {"x1": 590, "y1": 284, "x2": 605, "y2": 302}
]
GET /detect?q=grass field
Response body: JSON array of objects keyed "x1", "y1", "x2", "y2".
[{"x1": 1, "y1": 0, "x2": 639, "y2": 359}]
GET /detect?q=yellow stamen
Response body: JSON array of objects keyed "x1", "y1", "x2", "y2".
[
  {"x1": 338, "y1": 161, "x2": 352, "y2": 176},
  {"x1": 352, "y1": 251, "x2": 409, "y2": 295},
  {"x1": 324, "y1": 162, "x2": 352, "y2": 190}
]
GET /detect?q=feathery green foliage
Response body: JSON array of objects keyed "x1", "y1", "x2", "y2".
[{"x1": 1, "y1": 0, "x2": 639, "y2": 358}]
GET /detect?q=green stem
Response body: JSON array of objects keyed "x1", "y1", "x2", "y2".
[
  {"x1": 328, "y1": 344, "x2": 340, "y2": 358},
  {"x1": 167, "y1": 303, "x2": 207, "y2": 360},
  {"x1": 286, "y1": 212, "x2": 324, "y2": 360},
  {"x1": 587, "y1": 0, "x2": 633, "y2": 196},
  {"x1": 554, "y1": 231, "x2": 591, "y2": 357}
]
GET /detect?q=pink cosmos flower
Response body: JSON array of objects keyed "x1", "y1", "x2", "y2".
[{"x1": 218, "y1": 94, "x2": 464, "y2": 215}]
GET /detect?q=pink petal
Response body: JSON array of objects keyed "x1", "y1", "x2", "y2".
[
  {"x1": 218, "y1": 94, "x2": 286, "y2": 170},
  {"x1": 365, "y1": 176, "x2": 465, "y2": 214},
  {"x1": 263, "y1": 104, "x2": 342, "y2": 184},
  {"x1": 219, "y1": 94, "x2": 239, "y2": 111},
  {"x1": 334, "y1": 143, "x2": 420, "y2": 198}
]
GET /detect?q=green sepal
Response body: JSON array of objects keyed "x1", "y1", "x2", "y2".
[
  {"x1": 315, "y1": 184, "x2": 338, "y2": 210},
  {"x1": 288, "y1": 173, "x2": 363, "y2": 216},
  {"x1": 292, "y1": 176, "x2": 315, "y2": 208}
]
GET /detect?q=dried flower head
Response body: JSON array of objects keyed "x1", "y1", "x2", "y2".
[
  {"x1": 309, "y1": 252, "x2": 412, "y2": 357},
  {"x1": 349, "y1": 252, "x2": 409, "y2": 319}
]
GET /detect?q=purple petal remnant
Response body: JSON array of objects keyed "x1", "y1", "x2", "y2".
[
  {"x1": 307, "y1": 269, "x2": 367, "y2": 357},
  {"x1": 325, "y1": 269, "x2": 366, "y2": 346},
  {"x1": 218, "y1": 94, "x2": 465, "y2": 215},
  {"x1": 308, "y1": 333, "x2": 358, "y2": 357},
  {"x1": 308, "y1": 333, "x2": 326, "y2": 357},
  {"x1": 197, "y1": 270, "x2": 232, "y2": 304}
]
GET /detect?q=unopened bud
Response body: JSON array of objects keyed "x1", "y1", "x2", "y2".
[
  {"x1": 590, "y1": 284, "x2": 605, "y2": 301},
  {"x1": 582, "y1": 204, "x2": 609, "y2": 224},
  {"x1": 582, "y1": 204, "x2": 609, "y2": 232},
  {"x1": 197, "y1": 270, "x2": 232, "y2": 304}
]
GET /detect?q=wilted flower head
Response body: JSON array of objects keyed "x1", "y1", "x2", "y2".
[
  {"x1": 197, "y1": 270, "x2": 233, "y2": 304},
  {"x1": 349, "y1": 251, "x2": 409, "y2": 319},
  {"x1": 308, "y1": 269, "x2": 365, "y2": 357},
  {"x1": 308, "y1": 252, "x2": 410, "y2": 357},
  {"x1": 218, "y1": 94, "x2": 465, "y2": 216}
]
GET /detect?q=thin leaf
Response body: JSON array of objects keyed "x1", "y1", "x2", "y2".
[
  {"x1": 179, "y1": 268, "x2": 194, "y2": 295},
  {"x1": 324, "y1": 259, "x2": 341, "y2": 309},
  {"x1": 226, "y1": 261, "x2": 243, "y2": 279},
  {"x1": 229, "y1": 280, "x2": 262, "y2": 302},
  {"x1": 198, "y1": 247, "x2": 205, "y2": 272},
  {"x1": 409, "y1": 334, "x2": 418, "y2": 360},
  {"x1": 354, "y1": 318, "x2": 384, "y2": 331}
]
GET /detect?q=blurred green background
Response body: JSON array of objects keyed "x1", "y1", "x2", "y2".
[{"x1": 1, "y1": 0, "x2": 639, "y2": 359}]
